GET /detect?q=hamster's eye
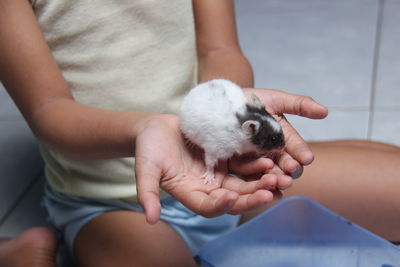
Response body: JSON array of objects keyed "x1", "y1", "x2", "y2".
[{"x1": 270, "y1": 135, "x2": 280, "y2": 144}]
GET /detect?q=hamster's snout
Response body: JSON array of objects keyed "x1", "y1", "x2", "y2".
[{"x1": 251, "y1": 131, "x2": 285, "y2": 151}]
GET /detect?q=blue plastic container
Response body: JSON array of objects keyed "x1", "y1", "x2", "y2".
[{"x1": 198, "y1": 196, "x2": 400, "y2": 267}]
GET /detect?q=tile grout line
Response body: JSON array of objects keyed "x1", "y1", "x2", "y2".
[
  {"x1": 367, "y1": 0, "x2": 385, "y2": 139},
  {"x1": 0, "y1": 170, "x2": 44, "y2": 228}
]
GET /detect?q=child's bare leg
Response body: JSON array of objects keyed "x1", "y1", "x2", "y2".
[
  {"x1": 74, "y1": 210, "x2": 197, "y2": 267},
  {"x1": 323, "y1": 139, "x2": 399, "y2": 152},
  {"x1": 0, "y1": 227, "x2": 57, "y2": 267},
  {"x1": 241, "y1": 140, "x2": 400, "y2": 241}
]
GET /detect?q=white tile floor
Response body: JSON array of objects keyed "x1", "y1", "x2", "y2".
[{"x1": 0, "y1": 0, "x2": 399, "y2": 244}]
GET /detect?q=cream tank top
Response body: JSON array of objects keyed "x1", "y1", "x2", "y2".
[{"x1": 31, "y1": 0, "x2": 197, "y2": 201}]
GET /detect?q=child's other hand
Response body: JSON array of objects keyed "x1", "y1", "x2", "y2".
[
  {"x1": 134, "y1": 114, "x2": 279, "y2": 224},
  {"x1": 243, "y1": 88, "x2": 328, "y2": 178},
  {"x1": 227, "y1": 88, "x2": 328, "y2": 193}
]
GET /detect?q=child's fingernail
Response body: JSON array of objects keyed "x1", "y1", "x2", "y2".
[{"x1": 290, "y1": 166, "x2": 303, "y2": 179}]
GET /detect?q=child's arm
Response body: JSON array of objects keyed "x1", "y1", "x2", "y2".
[
  {"x1": 193, "y1": 0, "x2": 254, "y2": 88},
  {"x1": 0, "y1": 0, "x2": 159, "y2": 160}
]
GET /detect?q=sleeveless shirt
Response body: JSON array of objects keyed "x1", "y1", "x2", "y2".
[{"x1": 31, "y1": 0, "x2": 197, "y2": 200}]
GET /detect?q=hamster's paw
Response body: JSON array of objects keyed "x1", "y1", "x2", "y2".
[{"x1": 202, "y1": 170, "x2": 216, "y2": 185}]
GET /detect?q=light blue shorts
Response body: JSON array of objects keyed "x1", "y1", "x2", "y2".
[{"x1": 42, "y1": 184, "x2": 240, "y2": 258}]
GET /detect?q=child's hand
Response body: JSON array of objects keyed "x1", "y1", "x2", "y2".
[
  {"x1": 242, "y1": 88, "x2": 328, "y2": 178},
  {"x1": 228, "y1": 89, "x2": 327, "y2": 192},
  {"x1": 135, "y1": 114, "x2": 279, "y2": 224}
]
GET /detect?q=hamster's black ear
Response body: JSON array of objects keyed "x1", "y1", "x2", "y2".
[
  {"x1": 250, "y1": 94, "x2": 265, "y2": 109},
  {"x1": 241, "y1": 120, "x2": 260, "y2": 135}
]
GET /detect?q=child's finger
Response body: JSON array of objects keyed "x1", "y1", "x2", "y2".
[
  {"x1": 228, "y1": 190, "x2": 274, "y2": 215},
  {"x1": 135, "y1": 157, "x2": 162, "y2": 224},
  {"x1": 276, "y1": 150, "x2": 303, "y2": 179},
  {"x1": 186, "y1": 190, "x2": 239, "y2": 218},
  {"x1": 222, "y1": 174, "x2": 279, "y2": 194},
  {"x1": 279, "y1": 117, "x2": 314, "y2": 166},
  {"x1": 250, "y1": 88, "x2": 328, "y2": 119},
  {"x1": 264, "y1": 164, "x2": 294, "y2": 190},
  {"x1": 228, "y1": 155, "x2": 274, "y2": 175}
]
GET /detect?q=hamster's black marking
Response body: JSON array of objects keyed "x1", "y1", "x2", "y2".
[{"x1": 236, "y1": 104, "x2": 285, "y2": 150}]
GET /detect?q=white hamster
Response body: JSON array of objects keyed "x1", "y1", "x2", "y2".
[{"x1": 180, "y1": 79, "x2": 285, "y2": 184}]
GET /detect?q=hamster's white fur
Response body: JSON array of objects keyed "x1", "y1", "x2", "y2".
[{"x1": 180, "y1": 79, "x2": 259, "y2": 184}]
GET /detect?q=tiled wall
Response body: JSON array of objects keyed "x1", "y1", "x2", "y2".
[
  {"x1": 0, "y1": 86, "x2": 46, "y2": 235},
  {"x1": 235, "y1": 0, "x2": 400, "y2": 146}
]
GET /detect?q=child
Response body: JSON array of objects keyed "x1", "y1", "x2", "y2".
[{"x1": 1, "y1": 0, "x2": 398, "y2": 266}]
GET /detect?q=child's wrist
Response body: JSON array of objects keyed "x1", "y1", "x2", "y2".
[{"x1": 132, "y1": 113, "x2": 180, "y2": 138}]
